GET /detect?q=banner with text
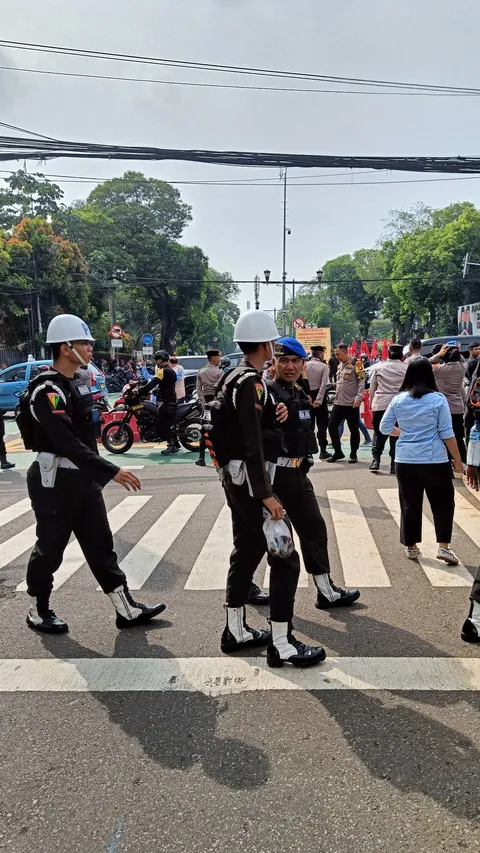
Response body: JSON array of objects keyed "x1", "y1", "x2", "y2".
[
  {"x1": 295, "y1": 327, "x2": 332, "y2": 358},
  {"x1": 457, "y1": 303, "x2": 480, "y2": 336}
]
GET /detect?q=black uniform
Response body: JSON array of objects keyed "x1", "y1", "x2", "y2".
[
  {"x1": 139, "y1": 365, "x2": 178, "y2": 441},
  {"x1": 223, "y1": 361, "x2": 301, "y2": 623},
  {"x1": 26, "y1": 370, "x2": 126, "y2": 598},
  {"x1": 266, "y1": 379, "x2": 331, "y2": 577}
]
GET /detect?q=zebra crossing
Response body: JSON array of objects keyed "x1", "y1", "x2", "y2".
[{"x1": 0, "y1": 485, "x2": 478, "y2": 595}]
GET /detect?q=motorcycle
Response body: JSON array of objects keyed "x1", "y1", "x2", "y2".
[
  {"x1": 101, "y1": 385, "x2": 202, "y2": 454},
  {"x1": 326, "y1": 383, "x2": 336, "y2": 412}
]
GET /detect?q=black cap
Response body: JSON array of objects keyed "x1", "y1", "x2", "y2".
[
  {"x1": 311, "y1": 345, "x2": 325, "y2": 352},
  {"x1": 206, "y1": 348, "x2": 220, "y2": 357}
]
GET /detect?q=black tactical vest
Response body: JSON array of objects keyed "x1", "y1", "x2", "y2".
[{"x1": 266, "y1": 379, "x2": 318, "y2": 458}]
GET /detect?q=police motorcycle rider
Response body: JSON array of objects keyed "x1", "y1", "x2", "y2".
[
  {"x1": 22, "y1": 314, "x2": 166, "y2": 634},
  {"x1": 220, "y1": 310, "x2": 326, "y2": 668},
  {"x1": 135, "y1": 349, "x2": 179, "y2": 455},
  {"x1": 267, "y1": 338, "x2": 360, "y2": 609}
]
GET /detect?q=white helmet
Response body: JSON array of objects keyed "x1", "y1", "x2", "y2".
[
  {"x1": 233, "y1": 310, "x2": 280, "y2": 343},
  {"x1": 46, "y1": 314, "x2": 95, "y2": 344}
]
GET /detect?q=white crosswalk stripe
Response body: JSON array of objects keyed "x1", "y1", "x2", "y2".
[
  {"x1": 118, "y1": 494, "x2": 204, "y2": 589},
  {"x1": 378, "y1": 489, "x2": 472, "y2": 587},
  {"x1": 0, "y1": 486, "x2": 477, "y2": 593},
  {"x1": 327, "y1": 489, "x2": 391, "y2": 587},
  {"x1": 16, "y1": 495, "x2": 151, "y2": 592}
]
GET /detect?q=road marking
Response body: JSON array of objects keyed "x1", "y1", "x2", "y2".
[
  {"x1": 263, "y1": 551, "x2": 310, "y2": 588},
  {"x1": 185, "y1": 503, "x2": 232, "y2": 590},
  {"x1": 0, "y1": 523, "x2": 37, "y2": 571},
  {"x1": 119, "y1": 494, "x2": 204, "y2": 589},
  {"x1": 0, "y1": 497, "x2": 31, "y2": 527},
  {"x1": 327, "y1": 489, "x2": 391, "y2": 587},
  {"x1": 378, "y1": 489, "x2": 472, "y2": 587},
  {"x1": 465, "y1": 483, "x2": 480, "y2": 505},
  {"x1": 1, "y1": 656, "x2": 479, "y2": 694},
  {"x1": 452, "y1": 490, "x2": 480, "y2": 546},
  {"x1": 16, "y1": 495, "x2": 152, "y2": 592}
]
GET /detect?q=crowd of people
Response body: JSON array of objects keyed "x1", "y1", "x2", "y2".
[{"x1": 12, "y1": 310, "x2": 480, "y2": 658}]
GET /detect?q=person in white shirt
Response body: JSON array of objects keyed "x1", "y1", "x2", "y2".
[
  {"x1": 169, "y1": 356, "x2": 186, "y2": 402},
  {"x1": 404, "y1": 337, "x2": 422, "y2": 364},
  {"x1": 369, "y1": 345, "x2": 407, "y2": 474}
]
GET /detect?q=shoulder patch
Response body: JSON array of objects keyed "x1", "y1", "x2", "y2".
[{"x1": 254, "y1": 382, "x2": 264, "y2": 401}]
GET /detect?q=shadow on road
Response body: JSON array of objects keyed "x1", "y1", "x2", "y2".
[{"x1": 38, "y1": 629, "x2": 270, "y2": 792}]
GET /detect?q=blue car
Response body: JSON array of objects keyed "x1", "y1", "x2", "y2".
[{"x1": 0, "y1": 360, "x2": 107, "y2": 414}]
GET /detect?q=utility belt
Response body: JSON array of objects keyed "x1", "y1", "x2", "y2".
[
  {"x1": 276, "y1": 456, "x2": 304, "y2": 468},
  {"x1": 36, "y1": 452, "x2": 79, "y2": 488}
]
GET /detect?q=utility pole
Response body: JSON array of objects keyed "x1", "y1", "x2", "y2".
[
  {"x1": 254, "y1": 275, "x2": 260, "y2": 310},
  {"x1": 281, "y1": 168, "x2": 288, "y2": 335},
  {"x1": 108, "y1": 288, "x2": 116, "y2": 360}
]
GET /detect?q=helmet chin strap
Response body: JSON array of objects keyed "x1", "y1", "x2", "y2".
[{"x1": 67, "y1": 341, "x2": 87, "y2": 367}]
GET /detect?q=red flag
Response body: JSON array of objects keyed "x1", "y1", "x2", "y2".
[
  {"x1": 350, "y1": 340, "x2": 358, "y2": 356},
  {"x1": 381, "y1": 338, "x2": 388, "y2": 360},
  {"x1": 360, "y1": 340, "x2": 370, "y2": 357},
  {"x1": 370, "y1": 339, "x2": 378, "y2": 360}
]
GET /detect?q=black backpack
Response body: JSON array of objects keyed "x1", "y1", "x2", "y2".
[
  {"x1": 15, "y1": 371, "x2": 59, "y2": 450},
  {"x1": 202, "y1": 367, "x2": 266, "y2": 469}
]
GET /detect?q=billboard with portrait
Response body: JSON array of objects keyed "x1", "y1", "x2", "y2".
[{"x1": 457, "y1": 303, "x2": 480, "y2": 336}]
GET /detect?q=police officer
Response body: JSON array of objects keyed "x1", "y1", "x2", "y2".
[
  {"x1": 0, "y1": 410, "x2": 15, "y2": 469},
  {"x1": 328, "y1": 343, "x2": 366, "y2": 463},
  {"x1": 267, "y1": 338, "x2": 360, "y2": 609},
  {"x1": 306, "y1": 344, "x2": 330, "y2": 459},
  {"x1": 24, "y1": 314, "x2": 165, "y2": 634},
  {"x1": 138, "y1": 350, "x2": 178, "y2": 455},
  {"x1": 221, "y1": 311, "x2": 326, "y2": 668},
  {"x1": 195, "y1": 348, "x2": 223, "y2": 468}
]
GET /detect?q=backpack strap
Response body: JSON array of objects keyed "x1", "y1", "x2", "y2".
[
  {"x1": 223, "y1": 366, "x2": 266, "y2": 409},
  {"x1": 265, "y1": 379, "x2": 292, "y2": 404}
]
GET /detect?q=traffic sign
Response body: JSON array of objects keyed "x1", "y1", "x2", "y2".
[
  {"x1": 109, "y1": 324, "x2": 123, "y2": 339},
  {"x1": 293, "y1": 317, "x2": 306, "y2": 329},
  {"x1": 142, "y1": 346, "x2": 154, "y2": 356},
  {"x1": 111, "y1": 338, "x2": 123, "y2": 348},
  {"x1": 142, "y1": 333, "x2": 153, "y2": 346}
]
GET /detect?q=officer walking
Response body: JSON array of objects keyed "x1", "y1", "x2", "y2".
[
  {"x1": 327, "y1": 343, "x2": 366, "y2": 463},
  {"x1": 195, "y1": 348, "x2": 223, "y2": 468},
  {"x1": 220, "y1": 311, "x2": 326, "y2": 667},
  {"x1": 463, "y1": 364, "x2": 480, "y2": 643},
  {"x1": 267, "y1": 338, "x2": 360, "y2": 609},
  {"x1": 306, "y1": 344, "x2": 330, "y2": 459},
  {"x1": 0, "y1": 410, "x2": 15, "y2": 469},
  {"x1": 138, "y1": 350, "x2": 179, "y2": 455},
  {"x1": 369, "y1": 344, "x2": 407, "y2": 474},
  {"x1": 22, "y1": 314, "x2": 165, "y2": 634}
]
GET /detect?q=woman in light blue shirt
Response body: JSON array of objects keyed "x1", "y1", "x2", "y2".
[{"x1": 380, "y1": 358, "x2": 463, "y2": 565}]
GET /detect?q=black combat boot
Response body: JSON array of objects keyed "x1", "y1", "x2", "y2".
[
  {"x1": 108, "y1": 585, "x2": 166, "y2": 629},
  {"x1": 221, "y1": 606, "x2": 271, "y2": 652},
  {"x1": 267, "y1": 621, "x2": 326, "y2": 668},
  {"x1": 314, "y1": 574, "x2": 360, "y2": 609},
  {"x1": 327, "y1": 450, "x2": 345, "y2": 463},
  {"x1": 389, "y1": 459, "x2": 396, "y2": 475},
  {"x1": 461, "y1": 599, "x2": 480, "y2": 644},
  {"x1": 26, "y1": 595, "x2": 68, "y2": 634},
  {"x1": 247, "y1": 583, "x2": 269, "y2": 605},
  {"x1": 0, "y1": 455, "x2": 15, "y2": 470}
]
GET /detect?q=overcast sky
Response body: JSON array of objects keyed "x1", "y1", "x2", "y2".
[{"x1": 2, "y1": 0, "x2": 480, "y2": 312}]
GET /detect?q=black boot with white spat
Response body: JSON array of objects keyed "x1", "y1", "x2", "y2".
[
  {"x1": 315, "y1": 574, "x2": 360, "y2": 609},
  {"x1": 26, "y1": 595, "x2": 68, "y2": 634},
  {"x1": 221, "y1": 606, "x2": 271, "y2": 653},
  {"x1": 108, "y1": 585, "x2": 166, "y2": 629},
  {"x1": 267, "y1": 621, "x2": 326, "y2": 668},
  {"x1": 461, "y1": 599, "x2": 480, "y2": 644}
]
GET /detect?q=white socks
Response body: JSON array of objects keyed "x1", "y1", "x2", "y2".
[
  {"x1": 315, "y1": 574, "x2": 341, "y2": 602},
  {"x1": 270, "y1": 620, "x2": 298, "y2": 660},
  {"x1": 470, "y1": 600, "x2": 480, "y2": 631},
  {"x1": 225, "y1": 606, "x2": 254, "y2": 643},
  {"x1": 108, "y1": 586, "x2": 142, "y2": 621}
]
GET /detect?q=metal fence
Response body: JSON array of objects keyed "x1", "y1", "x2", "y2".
[{"x1": 0, "y1": 349, "x2": 27, "y2": 367}]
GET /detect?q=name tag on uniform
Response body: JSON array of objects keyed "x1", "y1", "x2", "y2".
[
  {"x1": 299, "y1": 410, "x2": 310, "y2": 420},
  {"x1": 203, "y1": 410, "x2": 212, "y2": 422},
  {"x1": 77, "y1": 384, "x2": 91, "y2": 395}
]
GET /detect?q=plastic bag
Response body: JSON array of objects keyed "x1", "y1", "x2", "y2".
[{"x1": 262, "y1": 510, "x2": 294, "y2": 559}]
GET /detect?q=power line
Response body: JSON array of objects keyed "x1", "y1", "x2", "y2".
[
  {"x1": 1, "y1": 39, "x2": 479, "y2": 95},
  {"x1": 0, "y1": 120, "x2": 57, "y2": 141},
  {"x1": 0, "y1": 63, "x2": 476, "y2": 97},
  {"x1": 2, "y1": 136, "x2": 480, "y2": 174}
]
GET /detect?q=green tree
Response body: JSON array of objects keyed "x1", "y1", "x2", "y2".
[
  {"x1": 322, "y1": 255, "x2": 380, "y2": 338},
  {"x1": 0, "y1": 170, "x2": 64, "y2": 230}
]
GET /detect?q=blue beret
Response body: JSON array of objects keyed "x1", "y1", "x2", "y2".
[{"x1": 275, "y1": 336, "x2": 307, "y2": 358}]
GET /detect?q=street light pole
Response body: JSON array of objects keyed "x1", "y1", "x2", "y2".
[
  {"x1": 254, "y1": 275, "x2": 260, "y2": 310},
  {"x1": 281, "y1": 168, "x2": 289, "y2": 335}
]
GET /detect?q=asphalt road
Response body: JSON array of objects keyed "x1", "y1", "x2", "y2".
[{"x1": 0, "y1": 454, "x2": 479, "y2": 853}]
